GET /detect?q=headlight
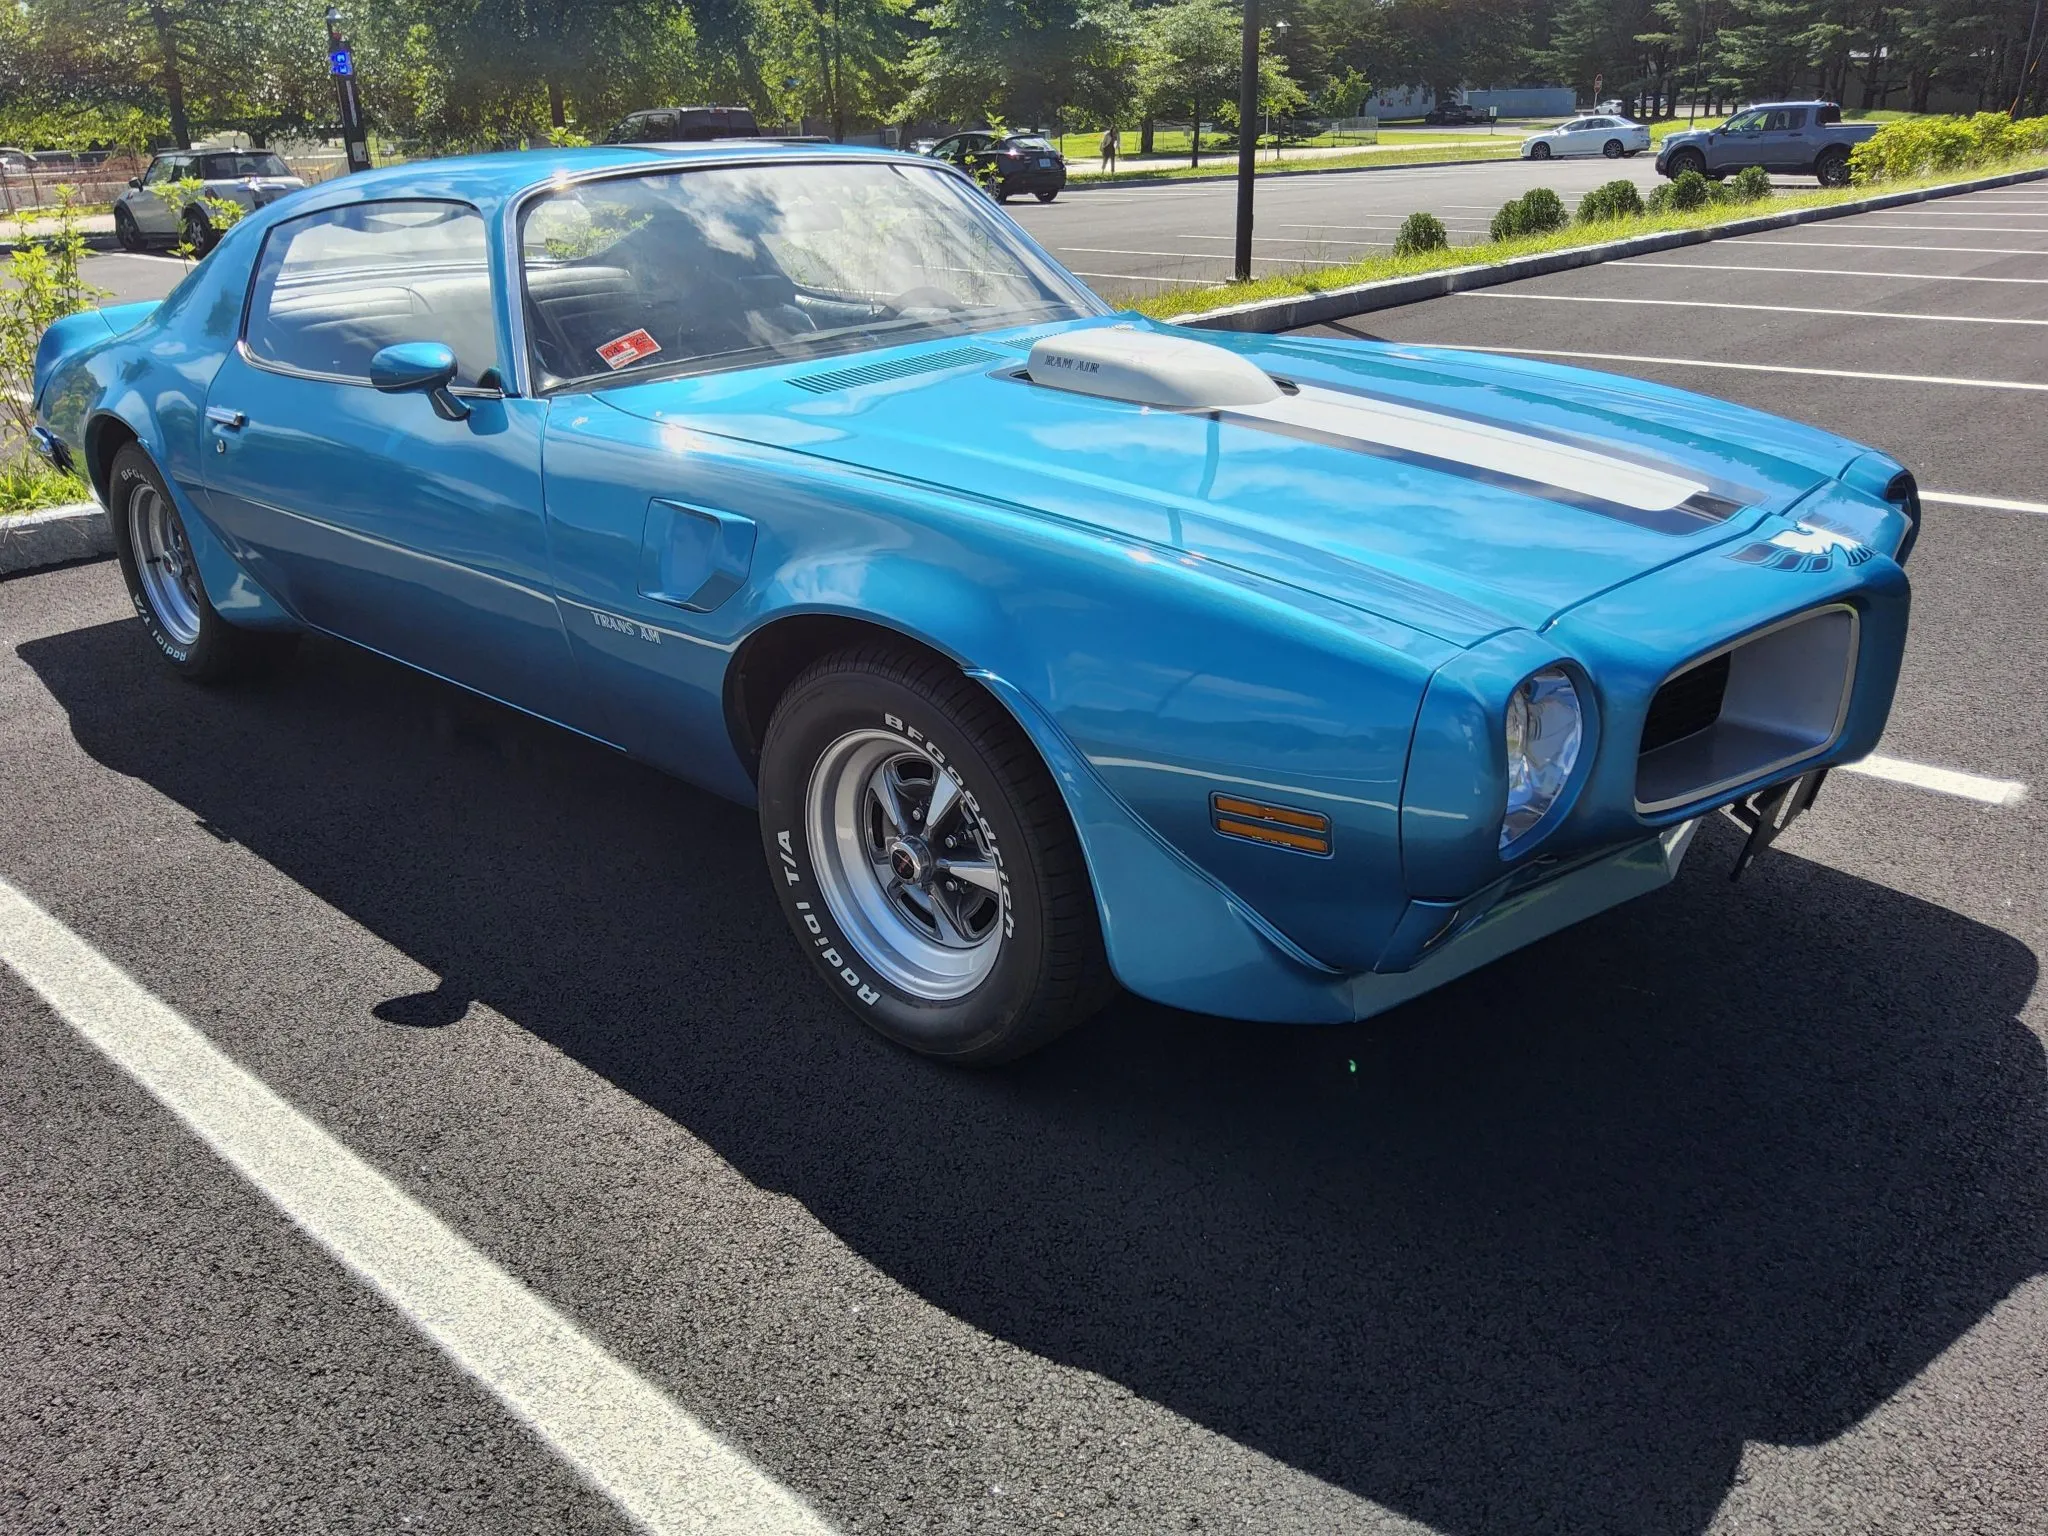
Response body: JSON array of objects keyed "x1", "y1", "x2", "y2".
[{"x1": 1502, "y1": 667, "x2": 1583, "y2": 849}]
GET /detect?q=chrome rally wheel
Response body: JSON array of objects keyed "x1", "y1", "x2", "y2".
[
  {"x1": 758, "y1": 643, "x2": 1113, "y2": 1063},
  {"x1": 806, "y1": 729, "x2": 1004, "y2": 1001},
  {"x1": 127, "y1": 476, "x2": 204, "y2": 648}
]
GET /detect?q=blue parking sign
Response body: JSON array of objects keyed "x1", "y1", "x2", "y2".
[{"x1": 328, "y1": 47, "x2": 352, "y2": 76}]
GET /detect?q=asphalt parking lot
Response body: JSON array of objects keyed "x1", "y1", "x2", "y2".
[{"x1": 4, "y1": 182, "x2": 2045, "y2": 1535}]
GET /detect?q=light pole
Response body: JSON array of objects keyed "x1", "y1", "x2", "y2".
[{"x1": 1233, "y1": 0, "x2": 1258, "y2": 281}]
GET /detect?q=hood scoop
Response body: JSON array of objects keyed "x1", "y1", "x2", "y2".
[{"x1": 1027, "y1": 329, "x2": 1281, "y2": 409}]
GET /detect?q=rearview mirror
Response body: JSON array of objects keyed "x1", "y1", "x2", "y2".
[{"x1": 369, "y1": 341, "x2": 469, "y2": 421}]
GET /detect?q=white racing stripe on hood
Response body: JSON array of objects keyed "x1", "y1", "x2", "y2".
[{"x1": 1233, "y1": 385, "x2": 1713, "y2": 514}]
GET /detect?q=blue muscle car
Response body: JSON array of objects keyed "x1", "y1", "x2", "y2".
[{"x1": 30, "y1": 144, "x2": 1919, "y2": 1062}]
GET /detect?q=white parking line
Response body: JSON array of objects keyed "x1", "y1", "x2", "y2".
[
  {"x1": 1426, "y1": 344, "x2": 2048, "y2": 392},
  {"x1": 1053, "y1": 245, "x2": 1311, "y2": 265},
  {"x1": 1071, "y1": 269, "x2": 1214, "y2": 285},
  {"x1": 1840, "y1": 755, "x2": 2028, "y2": 806},
  {"x1": 1735, "y1": 238, "x2": 2048, "y2": 255},
  {"x1": 1921, "y1": 490, "x2": 2048, "y2": 516},
  {"x1": 1811, "y1": 222, "x2": 2048, "y2": 234},
  {"x1": 1467, "y1": 291, "x2": 2048, "y2": 326},
  {"x1": 0, "y1": 876, "x2": 835, "y2": 1536},
  {"x1": 1621, "y1": 258, "x2": 2048, "y2": 285},
  {"x1": 1179, "y1": 232, "x2": 1392, "y2": 248}
]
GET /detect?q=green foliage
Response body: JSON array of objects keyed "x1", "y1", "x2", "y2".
[
  {"x1": 0, "y1": 456, "x2": 90, "y2": 514},
  {"x1": 1729, "y1": 163, "x2": 1773, "y2": 201},
  {"x1": 1392, "y1": 210, "x2": 1449, "y2": 255},
  {"x1": 1577, "y1": 178, "x2": 1644, "y2": 222},
  {"x1": 1644, "y1": 181, "x2": 1674, "y2": 213},
  {"x1": 1851, "y1": 112, "x2": 2048, "y2": 183},
  {"x1": 1, "y1": 189, "x2": 106, "y2": 508},
  {"x1": 161, "y1": 176, "x2": 246, "y2": 259},
  {"x1": 1490, "y1": 185, "x2": 1568, "y2": 240},
  {"x1": 1667, "y1": 168, "x2": 1713, "y2": 210}
]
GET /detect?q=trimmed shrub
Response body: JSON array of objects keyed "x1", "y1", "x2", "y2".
[
  {"x1": 1667, "y1": 168, "x2": 1713, "y2": 210},
  {"x1": 1644, "y1": 182, "x2": 1675, "y2": 213},
  {"x1": 1576, "y1": 178, "x2": 1645, "y2": 223},
  {"x1": 1489, "y1": 186, "x2": 1569, "y2": 241},
  {"x1": 1393, "y1": 210, "x2": 1449, "y2": 256},
  {"x1": 1730, "y1": 164, "x2": 1773, "y2": 202}
]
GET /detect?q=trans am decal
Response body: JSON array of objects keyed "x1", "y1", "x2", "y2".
[{"x1": 1725, "y1": 521, "x2": 1875, "y2": 573}]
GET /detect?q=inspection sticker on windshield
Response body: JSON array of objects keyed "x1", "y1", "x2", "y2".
[{"x1": 597, "y1": 329, "x2": 662, "y2": 370}]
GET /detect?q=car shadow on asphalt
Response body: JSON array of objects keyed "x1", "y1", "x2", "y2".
[{"x1": 21, "y1": 621, "x2": 2047, "y2": 1536}]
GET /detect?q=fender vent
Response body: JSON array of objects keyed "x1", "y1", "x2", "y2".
[{"x1": 788, "y1": 346, "x2": 1000, "y2": 394}]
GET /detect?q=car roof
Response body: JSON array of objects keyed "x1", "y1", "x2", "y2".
[{"x1": 272, "y1": 142, "x2": 919, "y2": 220}]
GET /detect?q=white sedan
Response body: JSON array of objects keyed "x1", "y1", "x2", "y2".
[{"x1": 1521, "y1": 116, "x2": 1652, "y2": 161}]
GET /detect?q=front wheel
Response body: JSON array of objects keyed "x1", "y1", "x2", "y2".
[
  {"x1": 1816, "y1": 150, "x2": 1851, "y2": 187},
  {"x1": 108, "y1": 443, "x2": 291, "y2": 681},
  {"x1": 758, "y1": 645, "x2": 1113, "y2": 1063},
  {"x1": 1529, "y1": 142, "x2": 1552, "y2": 160},
  {"x1": 1666, "y1": 148, "x2": 1706, "y2": 178},
  {"x1": 1603, "y1": 139, "x2": 1624, "y2": 159},
  {"x1": 113, "y1": 205, "x2": 144, "y2": 252}
]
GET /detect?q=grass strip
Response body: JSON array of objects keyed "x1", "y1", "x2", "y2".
[
  {"x1": 1070, "y1": 140, "x2": 1522, "y2": 185},
  {"x1": 1128, "y1": 155, "x2": 2048, "y2": 320},
  {"x1": 0, "y1": 457, "x2": 91, "y2": 515}
]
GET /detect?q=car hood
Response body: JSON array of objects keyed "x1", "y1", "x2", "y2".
[{"x1": 592, "y1": 318, "x2": 1868, "y2": 647}]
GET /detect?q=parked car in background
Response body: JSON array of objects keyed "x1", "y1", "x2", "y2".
[
  {"x1": 1522, "y1": 114, "x2": 1652, "y2": 160},
  {"x1": 1423, "y1": 103, "x2": 1493, "y2": 125},
  {"x1": 0, "y1": 146, "x2": 33, "y2": 172},
  {"x1": 32, "y1": 143, "x2": 1919, "y2": 1064},
  {"x1": 606, "y1": 106, "x2": 761, "y2": 144},
  {"x1": 924, "y1": 131, "x2": 1066, "y2": 202},
  {"x1": 114, "y1": 150, "x2": 305, "y2": 253},
  {"x1": 1657, "y1": 101, "x2": 1878, "y2": 185},
  {"x1": 1595, "y1": 99, "x2": 1626, "y2": 115}
]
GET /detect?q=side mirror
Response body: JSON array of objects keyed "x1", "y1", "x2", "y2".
[
  {"x1": 370, "y1": 341, "x2": 470, "y2": 420},
  {"x1": 128, "y1": 177, "x2": 142, "y2": 189}
]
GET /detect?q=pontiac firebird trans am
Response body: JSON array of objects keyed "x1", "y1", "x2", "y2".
[{"x1": 30, "y1": 145, "x2": 1920, "y2": 1063}]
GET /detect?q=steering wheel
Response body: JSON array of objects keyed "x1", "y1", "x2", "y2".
[{"x1": 885, "y1": 285, "x2": 967, "y2": 314}]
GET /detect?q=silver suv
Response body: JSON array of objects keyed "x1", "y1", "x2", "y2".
[{"x1": 114, "y1": 150, "x2": 305, "y2": 253}]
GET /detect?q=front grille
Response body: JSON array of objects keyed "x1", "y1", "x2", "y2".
[{"x1": 1640, "y1": 651, "x2": 1730, "y2": 755}]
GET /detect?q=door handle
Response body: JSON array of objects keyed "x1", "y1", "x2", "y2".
[{"x1": 205, "y1": 406, "x2": 246, "y2": 429}]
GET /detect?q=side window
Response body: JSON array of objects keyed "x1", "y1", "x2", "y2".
[
  {"x1": 244, "y1": 200, "x2": 497, "y2": 387},
  {"x1": 142, "y1": 157, "x2": 179, "y2": 186}
]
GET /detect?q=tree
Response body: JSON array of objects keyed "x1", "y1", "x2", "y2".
[{"x1": 1141, "y1": 0, "x2": 1241, "y2": 165}]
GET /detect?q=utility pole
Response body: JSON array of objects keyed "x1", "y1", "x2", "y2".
[
  {"x1": 1233, "y1": 0, "x2": 1259, "y2": 281},
  {"x1": 326, "y1": 8, "x2": 372, "y2": 173}
]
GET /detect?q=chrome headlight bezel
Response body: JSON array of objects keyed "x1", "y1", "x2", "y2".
[{"x1": 1500, "y1": 665, "x2": 1586, "y2": 852}]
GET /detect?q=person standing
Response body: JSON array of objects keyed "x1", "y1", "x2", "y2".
[{"x1": 1100, "y1": 125, "x2": 1118, "y2": 172}]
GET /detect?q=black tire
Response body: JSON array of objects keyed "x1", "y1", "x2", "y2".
[
  {"x1": 1816, "y1": 149, "x2": 1851, "y2": 187},
  {"x1": 1667, "y1": 147, "x2": 1705, "y2": 178},
  {"x1": 758, "y1": 644, "x2": 1113, "y2": 1064},
  {"x1": 113, "y1": 205, "x2": 144, "y2": 252},
  {"x1": 1530, "y1": 142, "x2": 1551, "y2": 160},
  {"x1": 992, "y1": 185, "x2": 1011, "y2": 203},
  {"x1": 107, "y1": 442, "x2": 292, "y2": 682},
  {"x1": 1603, "y1": 138, "x2": 1624, "y2": 158},
  {"x1": 1035, "y1": 189, "x2": 1058, "y2": 203},
  {"x1": 182, "y1": 205, "x2": 215, "y2": 255}
]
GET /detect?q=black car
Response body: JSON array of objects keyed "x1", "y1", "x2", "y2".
[
  {"x1": 606, "y1": 106, "x2": 760, "y2": 144},
  {"x1": 925, "y1": 132, "x2": 1066, "y2": 203},
  {"x1": 1423, "y1": 103, "x2": 1493, "y2": 125}
]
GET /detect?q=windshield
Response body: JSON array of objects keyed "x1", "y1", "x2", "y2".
[
  {"x1": 201, "y1": 152, "x2": 291, "y2": 178},
  {"x1": 519, "y1": 160, "x2": 1103, "y2": 388}
]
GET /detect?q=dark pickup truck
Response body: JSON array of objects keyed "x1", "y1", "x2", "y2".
[{"x1": 1656, "y1": 101, "x2": 1880, "y2": 187}]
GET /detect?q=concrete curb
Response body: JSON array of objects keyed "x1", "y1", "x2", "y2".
[
  {"x1": 1067, "y1": 150, "x2": 1522, "y2": 191},
  {"x1": 1173, "y1": 162, "x2": 2048, "y2": 332},
  {"x1": 0, "y1": 501, "x2": 111, "y2": 578}
]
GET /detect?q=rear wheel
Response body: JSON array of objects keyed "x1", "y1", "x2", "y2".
[
  {"x1": 108, "y1": 442, "x2": 290, "y2": 681},
  {"x1": 1035, "y1": 189, "x2": 1058, "y2": 203},
  {"x1": 181, "y1": 205, "x2": 216, "y2": 255},
  {"x1": 1816, "y1": 148, "x2": 1851, "y2": 187},
  {"x1": 758, "y1": 644, "x2": 1113, "y2": 1063},
  {"x1": 1603, "y1": 138, "x2": 1624, "y2": 158}
]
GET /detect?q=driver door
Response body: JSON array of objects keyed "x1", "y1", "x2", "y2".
[
  {"x1": 127, "y1": 154, "x2": 187, "y2": 239},
  {"x1": 198, "y1": 197, "x2": 592, "y2": 731}
]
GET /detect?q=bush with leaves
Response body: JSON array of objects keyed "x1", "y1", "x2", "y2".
[
  {"x1": 1850, "y1": 112, "x2": 2048, "y2": 184},
  {"x1": 1489, "y1": 187, "x2": 1568, "y2": 242},
  {"x1": 1729, "y1": 164, "x2": 1773, "y2": 203},
  {"x1": 0, "y1": 189, "x2": 105, "y2": 512},
  {"x1": 162, "y1": 177, "x2": 248, "y2": 259},
  {"x1": 1666, "y1": 168, "x2": 1714, "y2": 211},
  {"x1": 1576, "y1": 179, "x2": 1644, "y2": 223},
  {"x1": 1393, "y1": 211, "x2": 1448, "y2": 256}
]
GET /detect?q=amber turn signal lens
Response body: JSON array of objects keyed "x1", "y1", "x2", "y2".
[{"x1": 1210, "y1": 794, "x2": 1332, "y2": 855}]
